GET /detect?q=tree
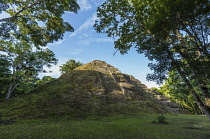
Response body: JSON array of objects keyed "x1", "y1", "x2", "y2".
[
  {"x1": 94, "y1": 0, "x2": 210, "y2": 119},
  {"x1": 0, "y1": 0, "x2": 80, "y2": 100},
  {"x1": 0, "y1": 0, "x2": 79, "y2": 47},
  {"x1": 35, "y1": 76, "x2": 56, "y2": 86},
  {"x1": 1, "y1": 39, "x2": 57, "y2": 100},
  {"x1": 59, "y1": 59, "x2": 83, "y2": 74},
  {"x1": 158, "y1": 70, "x2": 202, "y2": 114},
  {"x1": 0, "y1": 55, "x2": 11, "y2": 100}
]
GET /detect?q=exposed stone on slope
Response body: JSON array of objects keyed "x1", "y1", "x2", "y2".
[
  {"x1": 150, "y1": 90, "x2": 191, "y2": 114},
  {"x1": 75, "y1": 60, "x2": 190, "y2": 114},
  {"x1": 75, "y1": 60, "x2": 151, "y2": 101}
]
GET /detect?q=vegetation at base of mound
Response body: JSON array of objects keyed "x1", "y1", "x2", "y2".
[{"x1": 0, "y1": 114, "x2": 210, "y2": 139}]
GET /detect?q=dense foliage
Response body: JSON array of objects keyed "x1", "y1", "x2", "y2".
[
  {"x1": 0, "y1": 0, "x2": 79, "y2": 46},
  {"x1": 0, "y1": 75, "x2": 56, "y2": 101},
  {"x1": 94, "y1": 0, "x2": 210, "y2": 119},
  {"x1": 0, "y1": 0, "x2": 80, "y2": 100},
  {"x1": 0, "y1": 39, "x2": 57, "y2": 100},
  {"x1": 35, "y1": 76, "x2": 55, "y2": 86},
  {"x1": 157, "y1": 70, "x2": 203, "y2": 115}
]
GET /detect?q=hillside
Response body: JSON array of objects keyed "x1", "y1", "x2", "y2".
[{"x1": 0, "y1": 60, "x2": 188, "y2": 120}]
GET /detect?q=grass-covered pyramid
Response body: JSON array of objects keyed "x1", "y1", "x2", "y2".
[{"x1": 0, "y1": 60, "x2": 167, "y2": 120}]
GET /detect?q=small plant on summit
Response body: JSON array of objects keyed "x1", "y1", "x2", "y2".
[
  {"x1": 152, "y1": 114, "x2": 168, "y2": 124},
  {"x1": 59, "y1": 59, "x2": 83, "y2": 74}
]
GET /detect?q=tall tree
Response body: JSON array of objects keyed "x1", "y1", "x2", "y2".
[
  {"x1": 1, "y1": 39, "x2": 57, "y2": 100},
  {"x1": 0, "y1": 0, "x2": 79, "y2": 47},
  {"x1": 94, "y1": 0, "x2": 210, "y2": 119},
  {"x1": 0, "y1": 0, "x2": 80, "y2": 100},
  {"x1": 59, "y1": 59, "x2": 83, "y2": 74}
]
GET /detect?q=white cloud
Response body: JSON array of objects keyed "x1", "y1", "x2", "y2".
[
  {"x1": 38, "y1": 57, "x2": 85, "y2": 78},
  {"x1": 0, "y1": 51, "x2": 7, "y2": 55},
  {"x1": 48, "y1": 39, "x2": 66, "y2": 46},
  {"x1": 145, "y1": 81, "x2": 160, "y2": 89},
  {"x1": 90, "y1": 0, "x2": 105, "y2": 6},
  {"x1": 38, "y1": 57, "x2": 68, "y2": 78},
  {"x1": 39, "y1": 65, "x2": 61, "y2": 78},
  {"x1": 69, "y1": 49, "x2": 84, "y2": 55},
  {"x1": 78, "y1": 0, "x2": 92, "y2": 11},
  {"x1": 0, "y1": 12, "x2": 10, "y2": 19},
  {"x1": 69, "y1": 13, "x2": 98, "y2": 37},
  {"x1": 78, "y1": 37, "x2": 114, "y2": 45}
]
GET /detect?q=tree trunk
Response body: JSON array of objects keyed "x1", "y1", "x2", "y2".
[
  {"x1": 189, "y1": 65, "x2": 210, "y2": 106},
  {"x1": 5, "y1": 83, "x2": 18, "y2": 100},
  {"x1": 190, "y1": 88, "x2": 210, "y2": 120},
  {"x1": 178, "y1": 51, "x2": 210, "y2": 104},
  {"x1": 191, "y1": 102, "x2": 198, "y2": 115},
  {"x1": 175, "y1": 30, "x2": 210, "y2": 107},
  {"x1": 197, "y1": 82, "x2": 210, "y2": 107},
  {"x1": 174, "y1": 60, "x2": 210, "y2": 120},
  {"x1": 179, "y1": 71, "x2": 210, "y2": 119},
  {"x1": 167, "y1": 48, "x2": 210, "y2": 119}
]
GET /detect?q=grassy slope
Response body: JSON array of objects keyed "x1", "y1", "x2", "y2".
[
  {"x1": 1, "y1": 114, "x2": 210, "y2": 139},
  {"x1": 0, "y1": 70, "x2": 165, "y2": 119}
]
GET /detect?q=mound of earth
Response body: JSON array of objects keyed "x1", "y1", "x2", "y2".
[{"x1": 0, "y1": 60, "x2": 189, "y2": 119}]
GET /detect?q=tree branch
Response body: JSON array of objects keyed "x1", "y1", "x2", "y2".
[
  {"x1": 120, "y1": 12, "x2": 152, "y2": 34},
  {"x1": 0, "y1": 0, "x2": 41, "y2": 22}
]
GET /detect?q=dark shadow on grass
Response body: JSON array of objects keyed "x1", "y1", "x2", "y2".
[
  {"x1": 183, "y1": 126, "x2": 210, "y2": 131},
  {"x1": 0, "y1": 119, "x2": 16, "y2": 125}
]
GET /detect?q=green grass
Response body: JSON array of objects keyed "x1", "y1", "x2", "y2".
[{"x1": 1, "y1": 114, "x2": 210, "y2": 139}]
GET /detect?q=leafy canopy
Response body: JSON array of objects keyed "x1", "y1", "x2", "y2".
[
  {"x1": 0, "y1": 0, "x2": 80, "y2": 47},
  {"x1": 94, "y1": 0, "x2": 210, "y2": 118},
  {"x1": 94, "y1": 0, "x2": 210, "y2": 83},
  {"x1": 0, "y1": 0, "x2": 80, "y2": 100}
]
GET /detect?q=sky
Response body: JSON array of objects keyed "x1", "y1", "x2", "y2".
[{"x1": 1, "y1": 0, "x2": 160, "y2": 88}]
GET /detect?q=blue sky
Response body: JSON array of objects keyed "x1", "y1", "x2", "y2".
[{"x1": 40, "y1": 0, "x2": 160, "y2": 88}]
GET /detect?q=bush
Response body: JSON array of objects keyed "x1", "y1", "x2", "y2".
[{"x1": 152, "y1": 114, "x2": 168, "y2": 124}]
